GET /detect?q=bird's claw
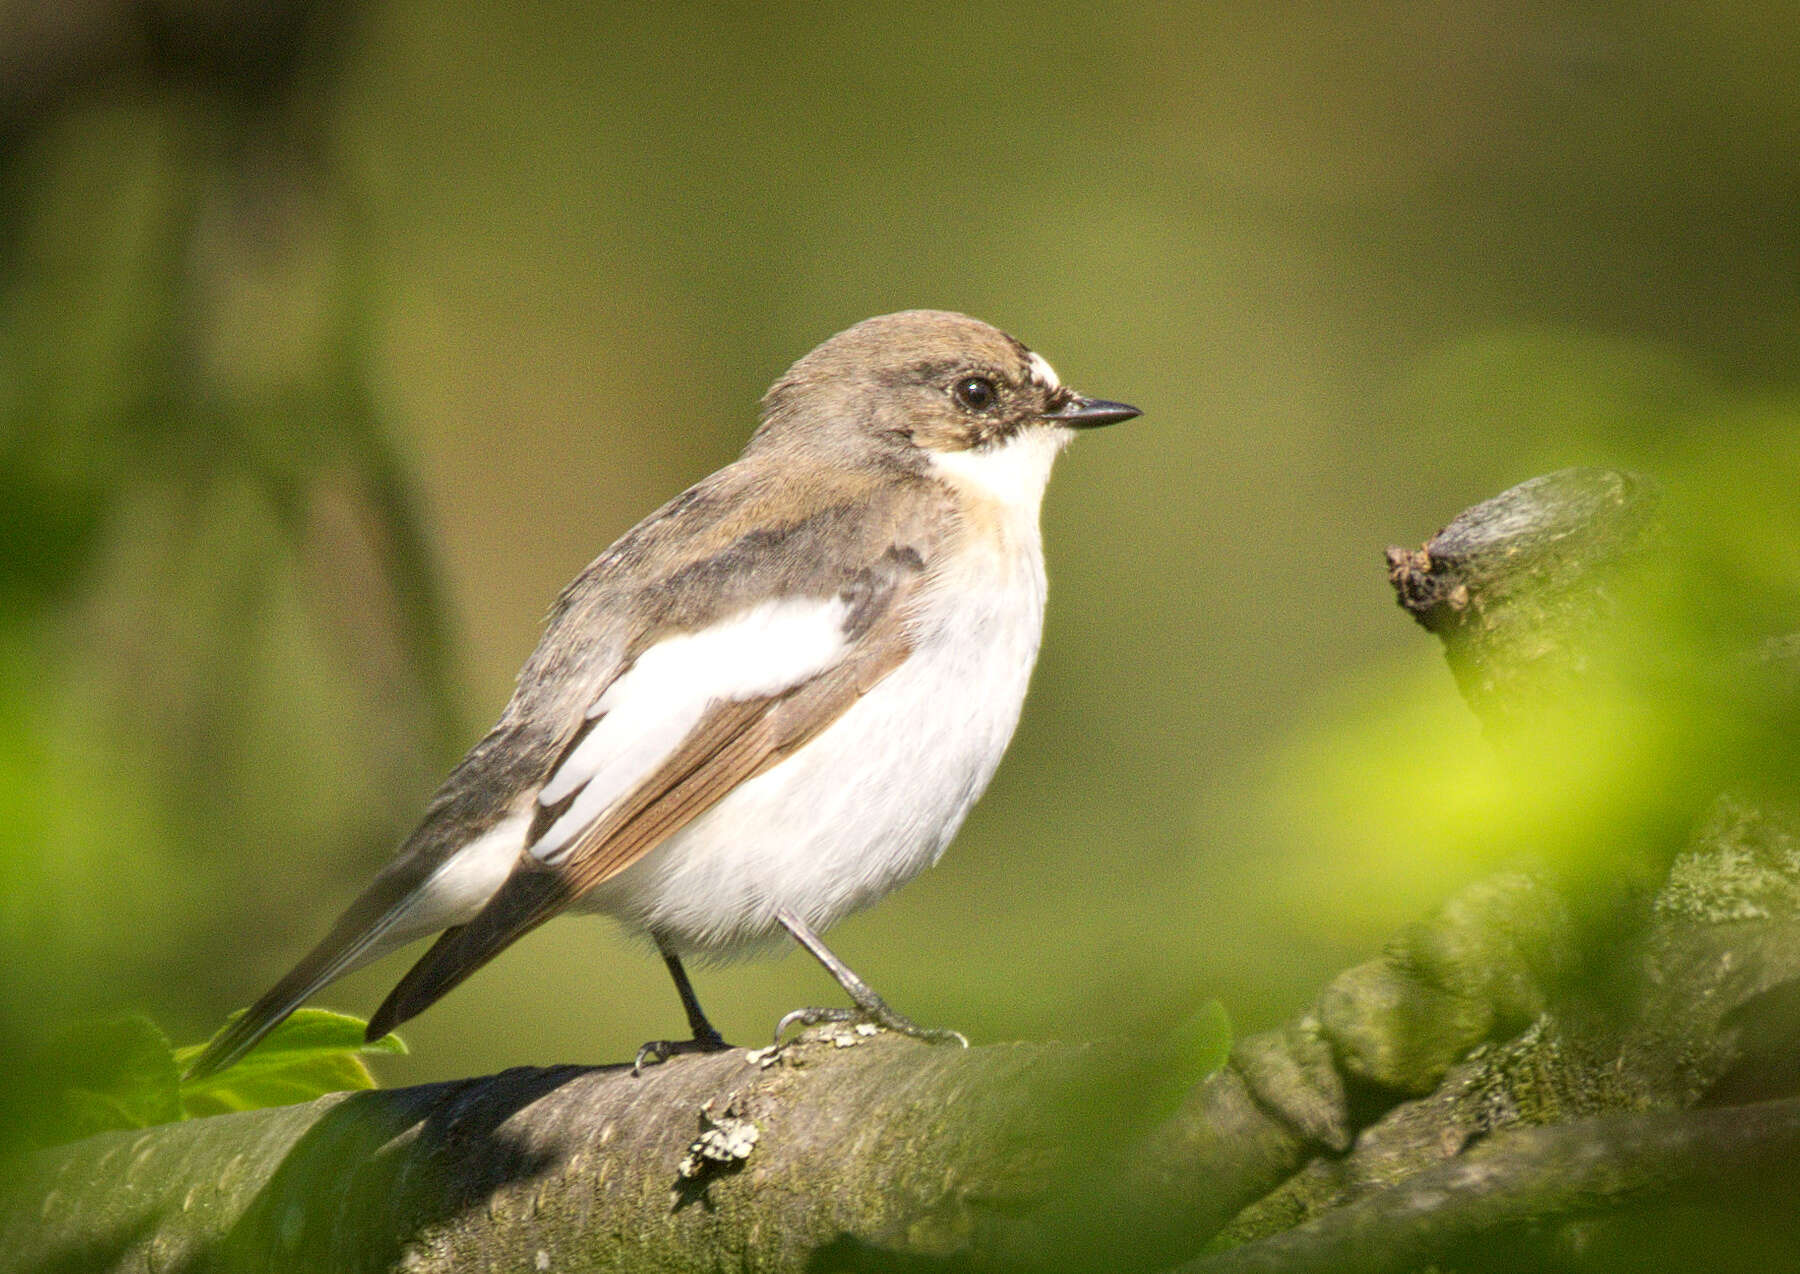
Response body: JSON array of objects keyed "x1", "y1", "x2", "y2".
[
  {"x1": 633, "y1": 1032, "x2": 731, "y2": 1076},
  {"x1": 771, "y1": 1004, "x2": 969, "y2": 1049}
]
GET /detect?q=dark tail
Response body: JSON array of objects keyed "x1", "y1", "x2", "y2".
[
  {"x1": 184, "y1": 916, "x2": 396, "y2": 1081},
  {"x1": 365, "y1": 865, "x2": 569, "y2": 1042}
]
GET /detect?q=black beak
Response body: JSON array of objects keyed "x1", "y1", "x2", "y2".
[{"x1": 1044, "y1": 395, "x2": 1142, "y2": 429}]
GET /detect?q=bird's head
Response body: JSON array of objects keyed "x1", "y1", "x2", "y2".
[{"x1": 752, "y1": 311, "x2": 1139, "y2": 495}]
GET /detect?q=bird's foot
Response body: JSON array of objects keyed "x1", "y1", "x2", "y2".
[
  {"x1": 772, "y1": 1002, "x2": 969, "y2": 1049},
  {"x1": 634, "y1": 1028, "x2": 732, "y2": 1076}
]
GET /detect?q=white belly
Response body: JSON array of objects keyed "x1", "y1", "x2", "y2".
[{"x1": 578, "y1": 541, "x2": 1047, "y2": 956}]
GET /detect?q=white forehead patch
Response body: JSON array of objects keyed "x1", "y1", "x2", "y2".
[{"x1": 1025, "y1": 351, "x2": 1062, "y2": 393}]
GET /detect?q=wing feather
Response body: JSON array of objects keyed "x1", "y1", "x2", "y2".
[{"x1": 364, "y1": 603, "x2": 913, "y2": 1040}]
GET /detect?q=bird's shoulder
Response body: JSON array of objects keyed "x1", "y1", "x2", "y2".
[{"x1": 554, "y1": 452, "x2": 955, "y2": 648}]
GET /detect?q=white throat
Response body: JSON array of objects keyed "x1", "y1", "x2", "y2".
[{"x1": 928, "y1": 426, "x2": 1072, "y2": 519}]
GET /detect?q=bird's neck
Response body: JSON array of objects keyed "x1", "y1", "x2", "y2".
[{"x1": 925, "y1": 427, "x2": 1072, "y2": 530}]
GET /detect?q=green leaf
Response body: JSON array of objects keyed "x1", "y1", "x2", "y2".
[
  {"x1": 1140, "y1": 999, "x2": 1234, "y2": 1125},
  {"x1": 1175, "y1": 998, "x2": 1234, "y2": 1081},
  {"x1": 177, "y1": 1008, "x2": 406, "y2": 1118},
  {"x1": 37, "y1": 1015, "x2": 181, "y2": 1145}
]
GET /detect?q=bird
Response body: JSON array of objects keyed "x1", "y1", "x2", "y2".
[{"x1": 185, "y1": 309, "x2": 1139, "y2": 1080}]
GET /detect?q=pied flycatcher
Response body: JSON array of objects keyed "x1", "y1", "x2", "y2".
[{"x1": 187, "y1": 310, "x2": 1139, "y2": 1078}]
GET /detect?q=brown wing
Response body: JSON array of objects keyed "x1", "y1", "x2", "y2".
[{"x1": 363, "y1": 613, "x2": 911, "y2": 1041}]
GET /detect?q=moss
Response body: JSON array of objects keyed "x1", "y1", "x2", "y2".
[{"x1": 1656, "y1": 797, "x2": 1800, "y2": 925}]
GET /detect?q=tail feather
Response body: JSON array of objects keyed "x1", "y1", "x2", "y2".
[
  {"x1": 365, "y1": 866, "x2": 570, "y2": 1042},
  {"x1": 363, "y1": 928, "x2": 466, "y2": 1043},
  {"x1": 188, "y1": 812, "x2": 536, "y2": 1079},
  {"x1": 183, "y1": 919, "x2": 396, "y2": 1081}
]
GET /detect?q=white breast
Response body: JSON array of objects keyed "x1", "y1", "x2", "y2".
[{"x1": 581, "y1": 523, "x2": 1049, "y2": 956}]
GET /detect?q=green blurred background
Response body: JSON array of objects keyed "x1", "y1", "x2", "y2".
[{"x1": 3, "y1": 0, "x2": 1799, "y2": 1089}]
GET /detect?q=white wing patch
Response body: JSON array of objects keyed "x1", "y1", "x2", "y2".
[{"x1": 531, "y1": 596, "x2": 853, "y2": 862}]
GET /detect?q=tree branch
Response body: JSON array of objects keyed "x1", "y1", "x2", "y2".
[
  {"x1": 1178, "y1": 1098, "x2": 1800, "y2": 1274},
  {"x1": 1385, "y1": 467, "x2": 1661, "y2": 731}
]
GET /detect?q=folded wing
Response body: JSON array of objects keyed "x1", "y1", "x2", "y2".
[{"x1": 364, "y1": 581, "x2": 917, "y2": 1040}]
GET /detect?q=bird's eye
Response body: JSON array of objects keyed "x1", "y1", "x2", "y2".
[{"x1": 952, "y1": 376, "x2": 998, "y2": 411}]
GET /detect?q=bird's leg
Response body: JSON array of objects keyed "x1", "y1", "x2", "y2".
[
  {"x1": 772, "y1": 908, "x2": 968, "y2": 1047},
  {"x1": 633, "y1": 939, "x2": 732, "y2": 1074}
]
